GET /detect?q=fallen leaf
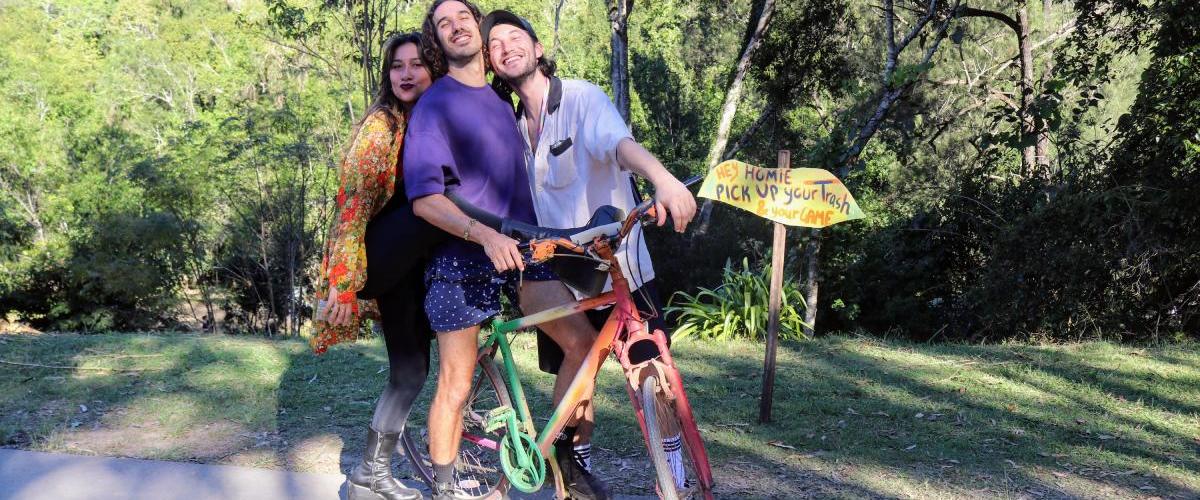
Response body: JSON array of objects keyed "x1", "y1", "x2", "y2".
[
  {"x1": 914, "y1": 412, "x2": 925, "y2": 419},
  {"x1": 79, "y1": 404, "x2": 88, "y2": 413},
  {"x1": 904, "y1": 444, "x2": 917, "y2": 451},
  {"x1": 307, "y1": 374, "x2": 318, "y2": 384},
  {"x1": 767, "y1": 440, "x2": 796, "y2": 450},
  {"x1": 1075, "y1": 418, "x2": 1087, "y2": 425},
  {"x1": 376, "y1": 366, "x2": 387, "y2": 374}
]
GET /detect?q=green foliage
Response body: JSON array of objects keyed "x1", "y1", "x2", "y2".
[
  {"x1": 0, "y1": 0, "x2": 1195, "y2": 343},
  {"x1": 665, "y1": 257, "x2": 808, "y2": 341}
]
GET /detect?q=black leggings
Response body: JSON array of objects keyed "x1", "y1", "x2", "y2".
[{"x1": 357, "y1": 189, "x2": 446, "y2": 434}]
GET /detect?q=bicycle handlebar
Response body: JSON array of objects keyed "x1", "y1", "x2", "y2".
[{"x1": 522, "y1": 173, "x2": 706, "y2": 262}]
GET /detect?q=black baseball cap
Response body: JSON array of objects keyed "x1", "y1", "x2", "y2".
[{"x1": 481, "y1": 10, "x2": 538, "y2": 43}]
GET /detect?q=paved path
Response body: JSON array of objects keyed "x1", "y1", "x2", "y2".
[
  {"x1": 0, "y1": 449, "x2": 653, "y2": 500},
  {"x1": 0, "y1": 449, "x2": 345, "y2": 500}
]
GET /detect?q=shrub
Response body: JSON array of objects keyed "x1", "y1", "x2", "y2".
[{"x1": 665, "y1": 257, "x2": 809, "y2": 341}]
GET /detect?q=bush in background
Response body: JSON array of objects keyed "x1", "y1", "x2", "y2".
[{"x1": 665, "y1": 257, "x2": 808, "y2": 341}]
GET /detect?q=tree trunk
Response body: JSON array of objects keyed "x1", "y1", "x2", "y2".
[
  {"x1": 961, "y1": 3, "x2": 1048, "y2": 175},
  {"x1": 696, "y1": 0, "x2": 778, "y2": 230},
  {"x1": 552, "y1": 0, "x2": 566, "y2": 58},
  {"x1": 696, "y1": 0, "x2": 777, "y2": 230},
  {"x1": 723, "y1": 103, "x2": 776, "y2": 161},
  {"x1": 1016, "y1": 1, "x2": 1038, "y2": 175},
  {"x1": 801, "y1": 229, "x2": 820, "y2": 337},
  {"x1": 704, "y1": 0, "x2": 777, "y2": 171},
  {"x1": 607, "y1": 0, "x2": 634, "y2": 123}
]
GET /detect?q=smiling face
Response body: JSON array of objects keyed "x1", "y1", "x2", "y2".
[
  {"x1": 433, "y1": 0, "x2": 482, "y2": 63},
  {"x1": 487, "y1": 23, "x2": 542, "y2": 83},
  {"x1": 389, "y1": 42, "x2": 432, "y2": 109}
]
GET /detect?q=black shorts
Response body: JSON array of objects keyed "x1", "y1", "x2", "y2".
[{"x1": 536, "y1": 280, "x2": 669, "y2": 374}]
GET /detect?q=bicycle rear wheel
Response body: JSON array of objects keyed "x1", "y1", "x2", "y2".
[
  {"x1": 640, "y1": 374, "x2": 713, "y2": 500},
  {"x1": 405, "y1": 356, "x2": 512, "y2": 499}
]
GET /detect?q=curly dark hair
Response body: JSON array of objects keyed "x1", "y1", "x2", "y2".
[{"x1": 420, "y1": 0, "x2": 485, "y2": 78}]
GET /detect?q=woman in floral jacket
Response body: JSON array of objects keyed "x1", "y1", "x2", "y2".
[{"x1": 312, "y1": 32, "x2": 441, "y2": 500}]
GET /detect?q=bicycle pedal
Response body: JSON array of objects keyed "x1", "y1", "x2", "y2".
[{"x1": 484, "y1": 406, "x2": 515, "y2": 432}]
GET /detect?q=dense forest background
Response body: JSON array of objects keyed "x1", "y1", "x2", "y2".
[{"x1": 0, "y1": 0, "x2": 1195, "y2": 342}]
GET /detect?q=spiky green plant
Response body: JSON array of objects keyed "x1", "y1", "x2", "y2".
[{"x1": 665, "y1": 258, "x2": 809, "y2": 341}]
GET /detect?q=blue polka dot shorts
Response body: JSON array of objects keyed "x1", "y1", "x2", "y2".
[{"x1": 423, "y1": 255, "x2": 556, "y2": 333}]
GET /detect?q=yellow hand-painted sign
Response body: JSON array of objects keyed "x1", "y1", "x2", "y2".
[{"x1": 699, "y1": 160, "x2": 865, "y2": 228}]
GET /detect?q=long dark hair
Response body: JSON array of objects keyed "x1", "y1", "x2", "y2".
[
  {"x1": 357, "y1": 32, "x2": 425, "y2": 134},
  {"x1": 420, "y1": 0, "x2": 485, "y2": 79}
]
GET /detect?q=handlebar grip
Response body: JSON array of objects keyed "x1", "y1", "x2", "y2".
[{"x1": 633, "y1": 173, "x2": 704, "y2": 218}]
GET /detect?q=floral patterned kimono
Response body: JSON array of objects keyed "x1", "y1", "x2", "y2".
[{"x1": 311, "y1": 110, "x2": 406, "y2": 354}]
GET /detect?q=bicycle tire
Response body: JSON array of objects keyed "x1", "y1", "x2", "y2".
[
  {"x1": 405, "y1": 356, "x2": 513, "y2": 499},
  {"x1": 643, "y1": 376, "x2": 681, "y2": 496}
]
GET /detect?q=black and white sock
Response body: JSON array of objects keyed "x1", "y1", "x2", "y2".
[
  {"x1": 572, "y1": 443, "x2": 592, "y2": 473},
  {"x1": 663, "y1": 434, "x2": 686, "y2": 490}
]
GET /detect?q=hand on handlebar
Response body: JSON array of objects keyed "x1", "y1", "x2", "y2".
[
  {"x1": 474, "y1": 225, "x2": 526, "y2": 272},
  {"x1": 652, "y1": 177, "x2": 697, "y2": 233}
]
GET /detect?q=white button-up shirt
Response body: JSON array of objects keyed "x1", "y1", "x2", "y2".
[{"x1": 516, "y1": 78, "x2": 655, "y2": 298}]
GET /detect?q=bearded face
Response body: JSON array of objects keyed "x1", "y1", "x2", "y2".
[
  {"x1": 433, "y1": 1, "x2": 483, "y2": 64},
  {"x1": 487, "y1": 23, "x2": 542, "y2": 84}
]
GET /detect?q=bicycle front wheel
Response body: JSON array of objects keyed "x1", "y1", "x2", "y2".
[
  {"x1": 641, "y1": 375, "x2": 709, "y2": 500},
  {"x1": 406, "y1": 356, "x2": 512, "y2": 499}
]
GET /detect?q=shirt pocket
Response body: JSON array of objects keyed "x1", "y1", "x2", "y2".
[{"x1": 544, "y1": 145, "x2": 579, "y2": 189}]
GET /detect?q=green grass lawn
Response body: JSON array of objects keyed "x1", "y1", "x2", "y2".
[{"x1": 1, "y1": 332, "x2": 1197, "y2": 499}]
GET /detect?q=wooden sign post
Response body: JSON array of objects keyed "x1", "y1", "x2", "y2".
[
  {"x1": 697, "y1": 151, "x2": 864, "y2": 423},
  {"x1": 759, "y1": 150, "x2": 790, "y2": 424}
]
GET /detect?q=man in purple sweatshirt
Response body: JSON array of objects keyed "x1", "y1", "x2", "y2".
[{"x1": 402, "y1": 1, "x2": 605, "y2": 498}]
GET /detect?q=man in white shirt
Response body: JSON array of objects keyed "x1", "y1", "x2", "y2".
[{"x1": 482, "y1": 10, "x2": 697, "y2": 499}]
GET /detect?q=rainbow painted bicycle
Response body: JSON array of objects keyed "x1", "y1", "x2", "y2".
[{"x1": 402, "y1": 182, "x2": 714, "y2": 499}]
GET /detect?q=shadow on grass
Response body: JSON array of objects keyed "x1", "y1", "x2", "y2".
[
  {"x1": 0, "y1": 333, "x2": 342, "y2": 498},
  {"x1": 677, "y1": 337, "x2": 1199, "y2": 499}
]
